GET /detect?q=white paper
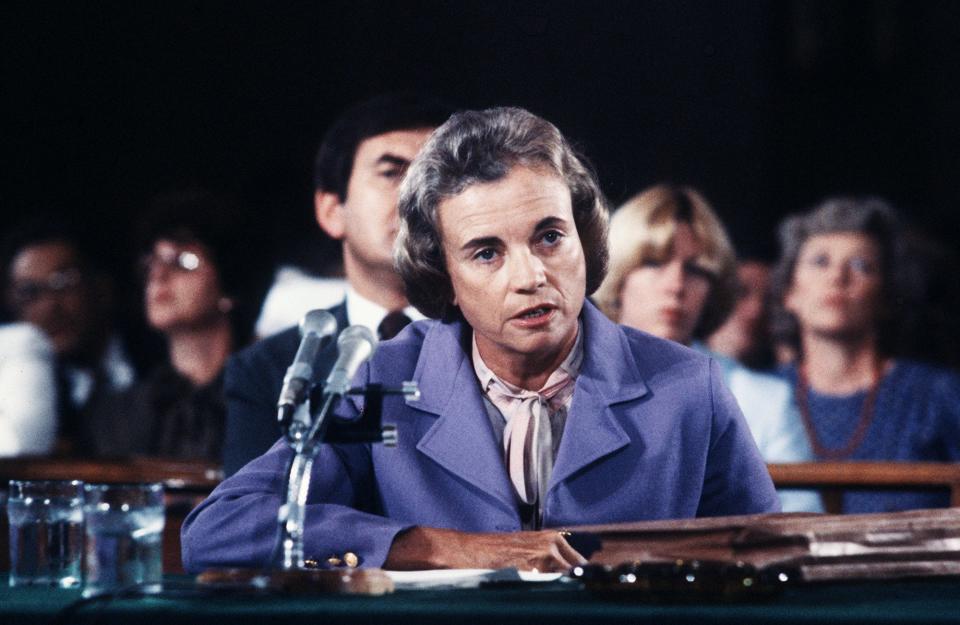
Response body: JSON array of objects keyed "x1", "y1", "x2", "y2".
[{"x1": 386, "y1": 568, "x2": 563, "y2": 590}]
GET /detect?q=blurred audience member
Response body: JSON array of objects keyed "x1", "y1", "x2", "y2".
[
  {"x1": 0, "y1": 323, "x2": 57, "y2": 456},
  {"x1": 896, "y1": 230, "x2": 960, "y2": 371},
  {"x1": 595, "y1": 184, "x2": 821, "y2": 512},
  {"x1": 707, "y1": 258, "x2": 776, "y2": 370},
  {"x1": 771, "y1": 197, "x2": 960, "y2": 513},
  {"x1": 90, "y1": 190, "x2": 268, "y2": 461},
  {"x1": 2, "y1": 222, "x2": 136, "y2": 454},
  {"x1": 222, "y1": 92, "x2": 453, "y2": 475}
]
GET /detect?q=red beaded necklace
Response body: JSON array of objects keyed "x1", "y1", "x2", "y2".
[{"x1": 795, "y1": 362, "x2": 883, "y2": 460}]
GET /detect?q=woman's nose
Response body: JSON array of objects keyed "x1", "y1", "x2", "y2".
[
  {"x1": 147, "y1": 260, "x2": 172, "y2": 284},
  {"x1": 661, "y1": 260, "x2": 685, "y2": 294},
  {"x1": 826, "y1": 259, "x2": 850, "y2": 285},
  {"x1": 510, "y1": 249, "x2": 546, "y2": 292}
]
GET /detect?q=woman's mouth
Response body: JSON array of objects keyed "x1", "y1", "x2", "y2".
[
  {"x1": 512, "y1": 306, "x2": 556, "y2": 327},
  {"x1": 520, "y1": 306, "x2": 549, "y2": 319},
  {"x1": 659, "y1": 308, "x2": 683, "y2": 324},
  {"x1": 822, "y1": 294, "x2": 847, "y2": 307}
]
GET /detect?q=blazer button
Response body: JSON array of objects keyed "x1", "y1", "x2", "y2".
[
  {"x1": 326, "y1": 555, "x2": 343, "y2": 567},
  {"x1": 344, "y1": 552, "x2": 359, "y2": 568}
]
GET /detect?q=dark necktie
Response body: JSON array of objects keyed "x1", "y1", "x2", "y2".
[
  {"x1": 54, "y1": 362, "x2": 81, "y2": 439},
  {"x1": 377, "y1": 311, "x2": 411, "y2": 341}
]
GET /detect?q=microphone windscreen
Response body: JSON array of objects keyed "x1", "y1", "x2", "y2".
[{"x1": 299, "y1": 309, "x2": 338, "y2": 344}]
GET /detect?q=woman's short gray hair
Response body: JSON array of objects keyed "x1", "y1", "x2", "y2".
[
  {"x1": 769, "y1": 196, "x2": 903, "y2": 355},
  {"x1": 395, "y1": 107, "x2": 609, "y2": 320}
]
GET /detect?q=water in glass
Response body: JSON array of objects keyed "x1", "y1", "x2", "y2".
[{"x1": 7, "y1": 481, "x2": 84, "y2": 588}]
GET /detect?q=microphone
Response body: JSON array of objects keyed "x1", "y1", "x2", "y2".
[
  {"x1": 323, "y1": 325, "x2": 378, "y2": 398},
  {"x1": 277, "y1": 310, "x2": 338, "y2": 427}
]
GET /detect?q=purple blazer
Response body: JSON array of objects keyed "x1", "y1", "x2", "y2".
[{"x1": 181, "y1": 302, "x2": 779, "y2": 572}]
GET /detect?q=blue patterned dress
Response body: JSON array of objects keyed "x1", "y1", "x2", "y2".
[{"x1": 781, "y1": 360, "x2": 960, "y2": 513}]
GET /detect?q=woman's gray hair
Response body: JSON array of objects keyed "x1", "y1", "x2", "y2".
[
  {"x1": 395, "y1": 106, "x2": 609, "y2": 320},
  {"x1": 769, "y1": 196, "x2": 903, "y2": 355}
]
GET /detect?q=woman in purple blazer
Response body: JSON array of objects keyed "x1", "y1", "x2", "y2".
[{"x1": 181, "y1": 107, "x2": 779, "y2": 574}]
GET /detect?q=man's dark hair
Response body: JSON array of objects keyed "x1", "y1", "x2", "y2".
[
  {"x1": 312, "y1": 92, "x2": 454, "y2": 201},
  {"x1": 0, "y1": 218, "x2": 110, "y2": 321},
  {"x1": 2, "y1": 219, "x2": 107, "y2": 278}
]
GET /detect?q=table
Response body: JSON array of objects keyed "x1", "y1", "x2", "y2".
[
  {"x1": 3, "y1": 574, "x2": 960, "y2": 625},
  {"x1": 0, "y1": 457, "x2": 221, "y2": 574},
  {"x1": 5, "y1": 458, "x2": 960, "y2": 574}
]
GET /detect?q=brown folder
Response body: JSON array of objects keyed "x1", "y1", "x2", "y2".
[{"x1": 573, "y1": 508, "x2": 960, "y2": 582}]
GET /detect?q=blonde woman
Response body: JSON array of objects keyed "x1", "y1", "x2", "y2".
[{"x1": 596, "y1": 184, "x2": 821, "y2": 512}]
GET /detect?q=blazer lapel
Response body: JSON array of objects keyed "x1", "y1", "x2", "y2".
[
  {"x1": 404, "y1": 303, "x2": 652, "y2": 513},
  {"x1": 549, "y1": 302, "x2": 649, "y2": 489},
  {"x1": 409, "y1": 320, "x2": 518, "y2": 512}
]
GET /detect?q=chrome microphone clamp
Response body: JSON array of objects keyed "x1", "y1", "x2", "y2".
[{"x1": 308, "y1": 381, "x2": 419, "y2": 446}]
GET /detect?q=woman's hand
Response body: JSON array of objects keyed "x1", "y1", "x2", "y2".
[{"x1": 384, "y1": 526, "x2": 587, "y2": 572}]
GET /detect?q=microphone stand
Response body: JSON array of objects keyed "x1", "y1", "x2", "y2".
[{"x1": 277, "y1": 382, "x2": 419, "y2": 571}]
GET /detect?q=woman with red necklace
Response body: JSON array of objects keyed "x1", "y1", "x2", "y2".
[{"x1": 771, "y1": 197, "x2": 960, "y2": 513}]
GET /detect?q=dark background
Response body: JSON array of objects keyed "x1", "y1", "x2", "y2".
[{"x1": 4, "y1": 0, "x2": 959, "y2": 273}]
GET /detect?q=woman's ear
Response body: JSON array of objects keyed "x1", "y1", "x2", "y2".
[
  {"x1": 782, "y1": 282, "x2": 798, "y2": 315},
  {"x1": 314, "y1": 190, "x2": 346, "y2": 239},
  {"x1": 218, "y1": 297, "x2": 235, "y2": 314}
]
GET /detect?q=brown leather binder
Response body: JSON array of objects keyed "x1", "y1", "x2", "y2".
[{"x1": 575, "y1": 508, "x2": 960, "y2": 582}]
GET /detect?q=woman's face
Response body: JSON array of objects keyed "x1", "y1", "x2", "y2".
[
  {"x1": 144, "y1": 239, "x2": 226, "y2": 333},
  {"x1": 617, "y1": 222, "x2": 712, "y2": 344},
  {"x1": 437, "y1": 165, "x2": 586, "y2": 377},
  {"x1": 784, "y1": 231, "x2": 883, "y2": 341}
]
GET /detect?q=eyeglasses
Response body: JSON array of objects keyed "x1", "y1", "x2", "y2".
[
  {"x1": 7, "y1": 268, "x2": 84, "y2": 307},
  {"x1": 139, "y1": 248, "x2": 202, "y2": 278},
  {"x1": 799, "y1": 253, "x2": 879, "y2": 277}
]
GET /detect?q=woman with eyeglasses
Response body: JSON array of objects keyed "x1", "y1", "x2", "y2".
[
  {"x1": 770, "y1": 197, "x2": 960, "y2": 513},
  {"x1": 90, "y1": 190, "x2": 267, "y2": 461}
]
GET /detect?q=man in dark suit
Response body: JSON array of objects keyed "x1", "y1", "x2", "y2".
[
  {"x1": 2, "y1": 223, "x2": 139, "y2": 455},
  {"x1": 221, "y1": 93, "x2": 453, "y2": 475}
]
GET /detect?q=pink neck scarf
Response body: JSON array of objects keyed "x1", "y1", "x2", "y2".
[{"x1": 472, "y1": 326, "x2": 583, "y2": 505}]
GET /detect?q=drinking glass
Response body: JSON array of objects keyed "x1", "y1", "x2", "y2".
[
  {"x1": 7, "y1": 479, "x2": 84, "y2": 588},
  {"x1": 82, "y1": 482, "x2": 164, "y2": 597}
]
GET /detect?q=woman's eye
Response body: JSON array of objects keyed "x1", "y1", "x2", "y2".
[
  {"x1": 535, "y1": 230, "x2": 565, "y2": 249},
  {"x1": 474, "y1": 248, "x2": 497, "y2": 262},
  {"x1": 848, "y1": 257, "x2": 877, "y2": 274},
  {"x1": 685, "y1": 263, "x2": 713, "y2": 281},
  {"x1": 807, "y1": 253, "x2": 830, "y2": 268},
  {"x1": 541, "y1": 230, "x2": 562, "y2": 245}
]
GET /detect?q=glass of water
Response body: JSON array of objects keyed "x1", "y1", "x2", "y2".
[
  {"x1": 7, "y1": 479, "x2": 85, "y2": 588},
  {"x1": 82, "y1": 482, "x2": 165, "y2": 597}
]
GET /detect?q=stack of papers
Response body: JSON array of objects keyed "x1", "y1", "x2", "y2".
[{"x1": 386, "y1": 569, "x2": 563, "y2": 590}]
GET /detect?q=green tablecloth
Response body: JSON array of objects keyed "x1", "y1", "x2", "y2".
[{"x1": 3, "y1": 574, "x2": 960, "y2": 624}]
